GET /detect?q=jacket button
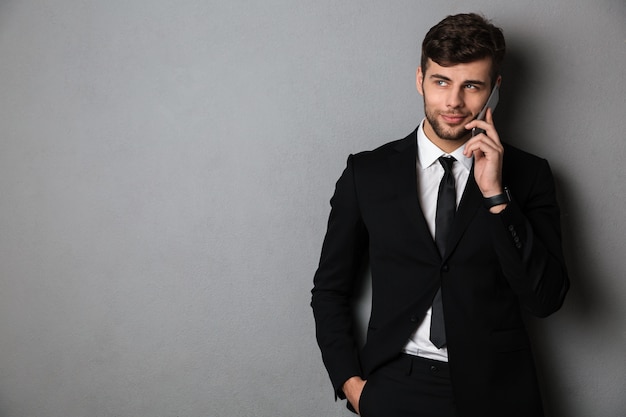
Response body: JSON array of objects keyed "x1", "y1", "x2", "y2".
[
  {"x1": 442, "y1": 265, "x2": 449, "y2": 272},
  {"x1": 410, "y1": 316, "x2": 418, "y2": 323}
]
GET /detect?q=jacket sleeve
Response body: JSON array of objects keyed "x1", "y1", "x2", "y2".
[
  {"x1": 311, "y1": 154, "x2": 368, "y2": 398},
  {"x1": 489, "y1": 158, "x2": 569, "y2": 317}
]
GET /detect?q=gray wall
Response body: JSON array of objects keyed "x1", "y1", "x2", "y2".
[{"x1": 0, "y1": 1, "x2": 624, "y2": 416}]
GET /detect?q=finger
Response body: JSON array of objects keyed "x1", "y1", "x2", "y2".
[
  {"x1": 465, "y1": 118, "x2": 489, "y2": 133},
  {"x1": 485, "y1": 107, "x2": 494, "y2": 124},
  {"x1": 471, "y1": 123, "x2": 501, "y2": 149},
  {"x1": 464, "y1": 136, "x2": 501, "y2": 157},
  {"x1": 483, "y1": 108, "x2": 502, "y2": 144}
]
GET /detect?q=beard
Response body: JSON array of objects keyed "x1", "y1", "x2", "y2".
[
  {"x1": 422, "y1": 89, "x2": 475, "y2": 142},
  {"x1": 424, "y1": 107, "x2": 472, "y2": 142}
]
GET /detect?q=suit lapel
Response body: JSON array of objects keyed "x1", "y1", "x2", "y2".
[{"x1": 389, "y1": 133, "x2": 439, "y2": 257}]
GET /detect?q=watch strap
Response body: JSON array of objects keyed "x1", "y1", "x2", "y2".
[{"x1": 484, "y1": 187, "x2": 511, "y2": 208}]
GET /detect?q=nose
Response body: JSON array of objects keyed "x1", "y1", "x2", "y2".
[{"x1": 446, "y1": 88, "x2": 464, "y2": 109}]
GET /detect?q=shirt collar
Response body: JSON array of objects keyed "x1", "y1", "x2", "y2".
[{"x1": 416, "y1": 119, "x2": 473, "y2": 172}]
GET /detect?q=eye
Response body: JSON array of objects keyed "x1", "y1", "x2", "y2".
[
  {"x1": 464, "y1": 84, "x2": 477, "y2": 90},
  {"x1": 436, "y1": 80, "x2": 448, "y2": 87}
]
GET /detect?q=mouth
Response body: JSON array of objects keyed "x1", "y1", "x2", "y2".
[{"x1": 440, "y1": 113, "x2": 470, "y2": 125}]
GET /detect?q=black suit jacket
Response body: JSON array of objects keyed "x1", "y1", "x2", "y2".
[{"x1": 311, "y1": 129, "x2": 569, "y2": 417}]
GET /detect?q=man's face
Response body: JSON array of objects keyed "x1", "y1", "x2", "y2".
[{"x1": 416, "y1": 58, "x2": 500, "y2": 146}]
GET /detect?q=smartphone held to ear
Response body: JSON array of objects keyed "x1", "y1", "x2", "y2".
[{"x1": 471, "y1": 85, "x2": 499, "y2": 137}]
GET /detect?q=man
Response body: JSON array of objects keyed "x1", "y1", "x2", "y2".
[{"x1": 311, "y1": 13, "x2": 569, "y2": 417}]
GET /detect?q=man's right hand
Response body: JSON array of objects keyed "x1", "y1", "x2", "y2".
[{"x1": 343, "y1": 376, "x2": 367, "y2": 415}]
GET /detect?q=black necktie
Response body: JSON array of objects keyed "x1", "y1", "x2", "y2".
[{"x1": 430, "y1": 156, "x2": 456, "y2": 348}]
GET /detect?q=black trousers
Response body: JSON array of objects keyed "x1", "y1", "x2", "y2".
[{"x1": 356, "y1": 354, "x2": 458, "y2": 417}]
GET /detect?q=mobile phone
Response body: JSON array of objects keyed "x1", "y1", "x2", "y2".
[{"x1": 471, "y1": 85, "x2": 499, "y2": 137}]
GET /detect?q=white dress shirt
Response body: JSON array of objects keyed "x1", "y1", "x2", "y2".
[{"x1": 402, "y1": 119, "x2": 473, "y2": 362}]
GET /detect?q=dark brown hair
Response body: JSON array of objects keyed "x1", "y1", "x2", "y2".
[{"x1": 421, "y1": 13, "x2": 506, "y2": 85}]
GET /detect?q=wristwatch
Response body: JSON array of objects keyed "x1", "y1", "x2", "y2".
[{"x1": 483, "y1": 187, "x2": 511, "y2": 208}]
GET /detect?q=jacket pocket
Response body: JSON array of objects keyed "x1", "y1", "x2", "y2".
[{"x1": 358, "y1": 379, "x2": 372, "y2": 417}]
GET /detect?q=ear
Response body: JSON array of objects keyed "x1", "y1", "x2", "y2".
[
  {"x1": 416, "y1": 66, "x2": 424, "y2": 96},
  {"x1": 495, "y1": 75, "x2": 502, "y2": 88}
]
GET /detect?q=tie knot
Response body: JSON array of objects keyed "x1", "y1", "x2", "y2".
[{"x1": 438, "y1": 156, "x2": 456, "y2": 174}]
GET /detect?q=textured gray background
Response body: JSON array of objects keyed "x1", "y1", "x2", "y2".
[{"x1": 0, "y1": 1, "x2": 624, "y2": 416}]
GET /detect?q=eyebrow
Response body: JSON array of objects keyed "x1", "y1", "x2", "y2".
[{"x1": 430, "y1": 73, "x2": 487, "y2": 86}]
